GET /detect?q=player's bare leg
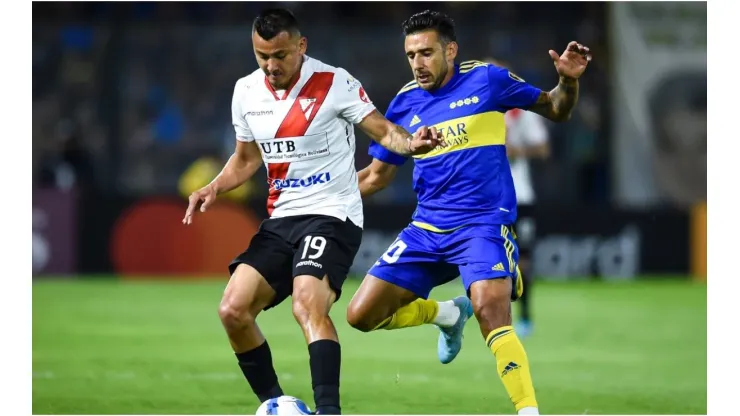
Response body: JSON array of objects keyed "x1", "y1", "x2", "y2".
[
  {"x1": 218, "y1": 264, "x2": 284, "y2": 402},
  {"x1": 347, "y1": 274, "x2": 473, "y2": 363},
  {"x1": 515, "y1": 257, "x2": 534, "y2": 337},
  {"x1": 346, "y1": 274, "x2": 419, "y2": 331},
  {"x1": 469, "y1": 278, "x2": 539, "y2": 415},
  {"x1": 292, "y1": 274, "x2": 342, "y2": 415}
]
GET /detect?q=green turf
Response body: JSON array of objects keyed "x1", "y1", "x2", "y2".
[{"x1": 33, "y1": 277, "x2": 706, "y2": 415}]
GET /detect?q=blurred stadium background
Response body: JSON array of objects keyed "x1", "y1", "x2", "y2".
[{"x1": 32, "y1": 1, "x2": 706, "y2": 415}]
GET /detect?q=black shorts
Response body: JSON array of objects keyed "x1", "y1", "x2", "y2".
[
  {"x1": 515, "y1": 204, "x2": 537, "y2": 256},
  {"x1": 229, "y1": 214, "x2": 363, "y2": 310}
]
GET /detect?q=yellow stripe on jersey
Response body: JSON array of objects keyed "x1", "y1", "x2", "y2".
[
  {"x1": 411, "y1": 111, "x2": 506, "y2": 160},
  {"x1": 501, "y1": 225, "x2": 516, "y2": 274},
  {"x1": 411, "y1": 221, "x2": 466, "y2": 233},
  {"x1": 460, "y1": 59, "x2": 486, "y2": 68},
  {"x1": 460, "y1": 63, "x2": 489, "y2": 74},
  {"x1": 397, "y1": 80, "x2": 419, "y2": 95}
]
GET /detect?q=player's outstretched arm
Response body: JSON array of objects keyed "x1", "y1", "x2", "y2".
[
  {"x1": 210, "y1": 140, "x2": 263, "y2": 195},
  {"x1": 358, "y1": 110, "x2": 443, "y2": 156},
  {"x1": 357, "y1": 158, "x2": 398, "y2": 198},
  {"x1": 527, "y1": 41, "x2": 592, "y2": 122},
  {"x1": 182, "y1": 140, "x2": 262, "y2": 225}
]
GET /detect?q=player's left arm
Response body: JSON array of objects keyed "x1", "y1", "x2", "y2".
[
  {"x1": 493, "y1": 41, "x2": 591, "y2": 123},
  {"x1": 527, "y1": 41, "x2": 592, "y2": 122}
]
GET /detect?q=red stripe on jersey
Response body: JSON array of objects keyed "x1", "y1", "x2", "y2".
[{"x1": 266, "y1": 72, "x2": 335, "y2": 215}]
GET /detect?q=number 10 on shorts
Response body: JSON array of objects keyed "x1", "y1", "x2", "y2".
[
  {"x1": 301, "y1": 235, "x2": 327, "y2": 260},
  {"x1": 378, "y1": 239, "x2": 407, "y2": 265}
]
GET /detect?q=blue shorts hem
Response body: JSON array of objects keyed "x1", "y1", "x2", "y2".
[
  {"x1": 462, "y1": 271, "x2": 517, "y2": 292},
  {"x1": 367, "y1": 267, "x2": 432, "y2": 299}
]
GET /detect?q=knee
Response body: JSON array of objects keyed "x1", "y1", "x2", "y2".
[
  {"x1": 473, "y1": 302, "x2": 510, "y2": 332},
  {"x1": 471, "y1": 283, "x2": 512, "y2": 334},
  {"x1": 345, "y1": 301, "x2": 374, "y2": 332},
  {"x1": 291, "y1": 286, "x2": 328, "y2": 325},
  {"x1": 218, "y1": 299, "x2": 255, "y2": 329}
]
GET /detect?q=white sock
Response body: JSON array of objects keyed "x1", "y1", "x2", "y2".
[
  {"x1": 432, "y1": 300, "x2": 460, "y2": 327},
  {"x1": 518, "y1": 407, "x2": 539, "y2": 415}
]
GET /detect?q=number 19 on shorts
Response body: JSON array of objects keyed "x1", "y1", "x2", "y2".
[{"x1": 301, "y1": 235, "x2": 327, "y2": 260}]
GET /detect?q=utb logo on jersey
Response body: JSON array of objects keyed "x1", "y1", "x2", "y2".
[{"x1": 273, "y1": 172, "x2": 332, "y2": 191}]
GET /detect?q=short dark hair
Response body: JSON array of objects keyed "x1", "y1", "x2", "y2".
[
  {"x1": 252, "y1": 8, "x2": 300, "y2": 40},
  {"x1": 402, "y1": 10, "x2": 457, "y2": 44}
]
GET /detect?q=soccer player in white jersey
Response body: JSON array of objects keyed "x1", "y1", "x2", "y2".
[
  {"x1": 485, "y1": 57, "x2": 552, "y2": 338},
  {"x1": 181, "y1": 8, "x2": 441, "y2": 415}
]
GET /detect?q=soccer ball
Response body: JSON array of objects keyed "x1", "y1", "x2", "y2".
[{"x1": 256, "y1": 396, "x2": 312, "y2": 415}]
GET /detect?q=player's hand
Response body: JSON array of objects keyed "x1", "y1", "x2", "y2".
[
  {"x1": 549, "y1": 41, "x2": 592, "y2": 80},
  {"x1": 408, "y1": 126, "x2": 446, "y2": 155},
  {"x1": 182, "y1": 183, "x2": 217, "y2": 225}
]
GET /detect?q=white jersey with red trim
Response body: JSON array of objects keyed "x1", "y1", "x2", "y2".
[
  {"x1": 505, "y1": 109, "x2": 549, "y2": 205},
  {"x1": 231, "y1": 55, "x2": 377, "y2": 228}
]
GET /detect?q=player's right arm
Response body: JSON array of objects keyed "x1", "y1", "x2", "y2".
[
  {"x1": 356, "y1": 91, "x2": 420, "y2": 198},
  {"x1": 332, "y1": 68, "x2": 442, "y2": 156},
  {"x1": 358, "y1": 110, "x2": 442, "y2": 156},
  {"x1": 209, "y1": 140, "x2": 263, "y2": 196},
  {"x1": 183, "y1": 79, "x2": 263, "y2": 225}
]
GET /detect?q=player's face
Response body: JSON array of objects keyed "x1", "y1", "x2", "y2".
[
  {"x1": 253, "y1": 31, "x2": 307, "y2": 90},
  {"x1": 404, "y1": 30, "x2": 457, "y2": 91}
]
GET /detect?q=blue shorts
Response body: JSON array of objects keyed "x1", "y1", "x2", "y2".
[{"x1": 368, "y1": 223, "x2": 522, "y2": 300}]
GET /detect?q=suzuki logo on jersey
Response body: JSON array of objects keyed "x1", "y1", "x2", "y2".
[{"x1": 272, "y1": 172, "x2": 332, "y2": 190}]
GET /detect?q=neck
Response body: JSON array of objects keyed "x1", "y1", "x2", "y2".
[
  {"x1": 283, "y1": 55, "x2": 305, "y2": 89},
  {"x1": 437, "y1": 63, "x2": 455, "y2": 89}
]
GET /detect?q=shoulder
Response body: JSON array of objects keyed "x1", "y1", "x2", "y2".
[
  {"x1": 482, "y1": 62, "x2": 528, "y2": 85},
  {"x1": 390, "y1": 80, "x2": 423, "y2": 113},
  {"x1": 232, "y1": 73, "x2": 256, "y2": 106},
  {"x1": 242, "y1": 68, "x2": 265, "y2": 86},
  {"x1": 396, "y1": 79, "x2": 420, "y2": 96},
  {"x1": 233, "y1": 70, "x2": 263, "y2": 97},
  {"x1": 459, "y1": 59, "x2": 491, "y2": 75},
  {"x1": 305, "y1": 56, "x2": 347, "y2": 79}
]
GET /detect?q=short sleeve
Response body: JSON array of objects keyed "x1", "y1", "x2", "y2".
[
  {"x1": 367, "y1": 96, "x2": 408, "y2": 166},
  {"x1": 333, "y1": 69, "x2": 377, "y2": 124},
  {"x1": 488, "y1": 65, "x2": 542, "y2": 111},
  {"x1": 231, "y1": 79, "x2": 254, "y2": 142}
]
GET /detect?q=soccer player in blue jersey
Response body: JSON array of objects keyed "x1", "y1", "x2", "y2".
[{"x1": 345, "y1": 10, "x2": 591, "y2": 416}]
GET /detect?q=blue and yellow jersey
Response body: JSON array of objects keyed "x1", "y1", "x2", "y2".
[{"x1": 369, "y1": 61, "x2": 541, "y2": 232}]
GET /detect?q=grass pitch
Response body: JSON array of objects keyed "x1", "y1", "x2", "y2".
[{"x1": 33, "y1": 277, "x2": 706, "y2": 414}]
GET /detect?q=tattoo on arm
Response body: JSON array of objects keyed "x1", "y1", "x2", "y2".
[
  {"x1": 529, "y1": 77, "x2": 579, "y2": 122},
  {"x1": 383, "y1": 124, "x2": 412, "y2": 156}
]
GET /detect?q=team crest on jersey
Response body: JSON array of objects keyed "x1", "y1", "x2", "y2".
[{"x1": 299, "y1": 98, "x2": 317, "y2": 120}]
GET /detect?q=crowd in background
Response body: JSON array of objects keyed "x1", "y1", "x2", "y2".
[{"x1": 33, "y1": 1, "x2": 608, "y2": 206}]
